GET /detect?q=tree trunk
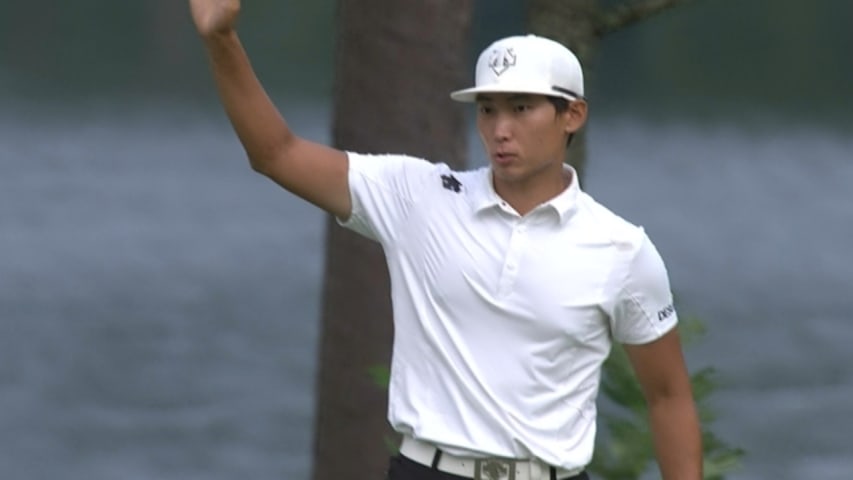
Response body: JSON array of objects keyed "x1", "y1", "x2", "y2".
[
  {"x1": 527, "y1": 0, "x2": 603, "y2": 180},
  {"x1": 147, "y1": 0, "x2": 190, "y2": 82},
  {"x1": 150, "y1": 1, "x2": 188, "y2": 63},
  {"x1": 311, "y1": 3, "x2": 473, "y2": 480}
]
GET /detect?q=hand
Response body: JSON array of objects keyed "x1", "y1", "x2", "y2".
[{"x1": 189, "y1": 0, "x2": 241, "y2": 37}]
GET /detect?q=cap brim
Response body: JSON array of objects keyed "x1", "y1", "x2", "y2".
[{"x1": 449, "y1": 84, "x2": 577, "y2": 103}]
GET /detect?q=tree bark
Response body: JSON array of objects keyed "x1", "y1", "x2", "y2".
[
  {"x1": 147, "y1": 0, "x2": 190, "y2": 79},
  {"x1": 311, "y1": 2, "x2": 473, "y2": 480}
]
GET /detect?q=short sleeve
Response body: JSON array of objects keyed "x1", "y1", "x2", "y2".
[
  {"x1": 337, "y1": 152, "x2": 434, "y2": 245},
  {"x1": 605, "y1": 232, "x2": 678, "y2": 345}
]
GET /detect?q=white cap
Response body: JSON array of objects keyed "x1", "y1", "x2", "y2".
[{"x1": 450, "y1": 34, "x2": 584, "y2": 103}]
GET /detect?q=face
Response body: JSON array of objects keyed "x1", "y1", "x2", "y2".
[{"x1": 476, "y1": 93, "x2": 587, "y2": 188}]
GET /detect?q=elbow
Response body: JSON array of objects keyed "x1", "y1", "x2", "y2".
[
  {"x1": 249, "y1": 156, "x2": 271, "y2": 176},
  {"x1": 248, "y1": 157, "x2": 276, "y2": 180},
  {"x1": 246, "y1": 133, "x2": 295, "y2": 177}
]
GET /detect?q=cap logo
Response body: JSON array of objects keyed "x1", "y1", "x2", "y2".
[{"x1": 488, "y1": 47, "x2": 516, "y2": 76}]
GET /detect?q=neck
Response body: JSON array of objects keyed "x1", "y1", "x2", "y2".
[{"x1": 492, "y1": 164, "x2": 571, "y2": 216}]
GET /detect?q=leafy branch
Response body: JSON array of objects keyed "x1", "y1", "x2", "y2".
[
  {"x1": 590, "y1": 314, "x2": 745, "y2": 479},
  {"x1": 595, "y1": 0, "x2": 703, "y2": 36}
]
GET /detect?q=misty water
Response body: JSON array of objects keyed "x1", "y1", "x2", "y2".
[{"x1": 1, "y1": 99, "x2": 851, "y2": 479}]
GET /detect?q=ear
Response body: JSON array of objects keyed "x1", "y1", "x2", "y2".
[{"x1": 563, "y1": 99, "x2": 588, "y2": 134}]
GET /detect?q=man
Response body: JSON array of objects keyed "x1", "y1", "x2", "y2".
[{"x1": 189, "y1": 1, "x2": 702, "y2": 479}]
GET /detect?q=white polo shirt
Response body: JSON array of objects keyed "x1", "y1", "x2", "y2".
[{"x1": 339, "y1": 152, "x2": 678, "y2": 471}]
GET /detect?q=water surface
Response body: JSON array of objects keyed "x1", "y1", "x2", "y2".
[{"x1": 1, "y1": 101, "x2": 851, "y2": 479}]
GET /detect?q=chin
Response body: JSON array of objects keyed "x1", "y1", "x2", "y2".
[{"x1": 491, "y1": 164, "x2": 526, "y2": 183}]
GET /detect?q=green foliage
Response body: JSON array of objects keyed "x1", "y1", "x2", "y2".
[
  {"x1": 589, "y1": 315, "x2": 745, "y2": 479},
  {"x1": 367, "y1": 364, "x2": 400, "y2": 453},
  {"x1": 367, "y1": 364, "x2": 391, "y2": 389},
  {"x1": 367, "y1": 316, "x2": 744, "y2": 478}
]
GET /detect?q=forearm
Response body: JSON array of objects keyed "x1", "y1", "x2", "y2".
[
  {"x1": 648, "y1": 394, "x2": 703, "y2": 479},
  {"x1": 202, "y1": 30, "x2": 294, "y2": 171}
]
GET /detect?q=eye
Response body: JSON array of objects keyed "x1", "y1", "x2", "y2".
[
  {"x1": 513, "y1": 104, "x2": 532, "y2": 113},
  {"x1": 478, "y1": 105, "x2": 494, "y2": 115}
]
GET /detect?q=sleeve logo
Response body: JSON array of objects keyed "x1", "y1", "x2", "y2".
[{"x1": 657, "y1": 304, "x2": 675, "y2": 321}]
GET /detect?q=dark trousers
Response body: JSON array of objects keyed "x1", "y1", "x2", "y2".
[{"x1": 384, "y1": 454, "x2": 589, "y2": 480}]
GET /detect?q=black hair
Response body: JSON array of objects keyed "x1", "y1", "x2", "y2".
[{"x1": 546, "y1": 96, "x2": 575, "y2": 148}]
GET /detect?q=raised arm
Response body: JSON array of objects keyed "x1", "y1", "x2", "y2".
[{"x1": 189, "y1": 0, "x2": 351, "y2": 218}]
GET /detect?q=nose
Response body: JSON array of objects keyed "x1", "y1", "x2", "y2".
[{"x1": 491, "y1": 112, "x2": 512, "y2": 143}]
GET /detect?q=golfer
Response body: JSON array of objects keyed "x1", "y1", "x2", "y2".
[{"x1": 189, "y1": 0, "x2": 703, "y2": 479}]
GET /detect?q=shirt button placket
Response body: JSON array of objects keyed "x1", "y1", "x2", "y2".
[{"x1": 498, "y1": 222, "x2": 528, "y2": 296}]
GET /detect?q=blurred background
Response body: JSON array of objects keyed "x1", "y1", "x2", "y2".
[{"x1": 1, "y1": 0, "x2": 851, "y2": 479}]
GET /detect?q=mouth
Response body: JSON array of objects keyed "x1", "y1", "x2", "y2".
[{"x1": 493, "y1": 151, "x2": 517, "y2": 166}]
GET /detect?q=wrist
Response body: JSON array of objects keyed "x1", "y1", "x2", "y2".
[{"x1": 201, "y1": 28, "x2": 239, "y2": 47}]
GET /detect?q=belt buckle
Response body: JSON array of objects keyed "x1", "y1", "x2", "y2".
[{"x1": 474, "y1": 458, "x2": 516, "y2": 480}]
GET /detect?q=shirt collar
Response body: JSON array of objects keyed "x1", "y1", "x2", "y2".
[{"x1": 470, "y1": 164, "x2": 581, "y2": 223}]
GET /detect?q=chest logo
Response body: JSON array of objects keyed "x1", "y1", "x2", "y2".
[{"x1": 441, "y1": 174, "x2": 462, "y2": 193}]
